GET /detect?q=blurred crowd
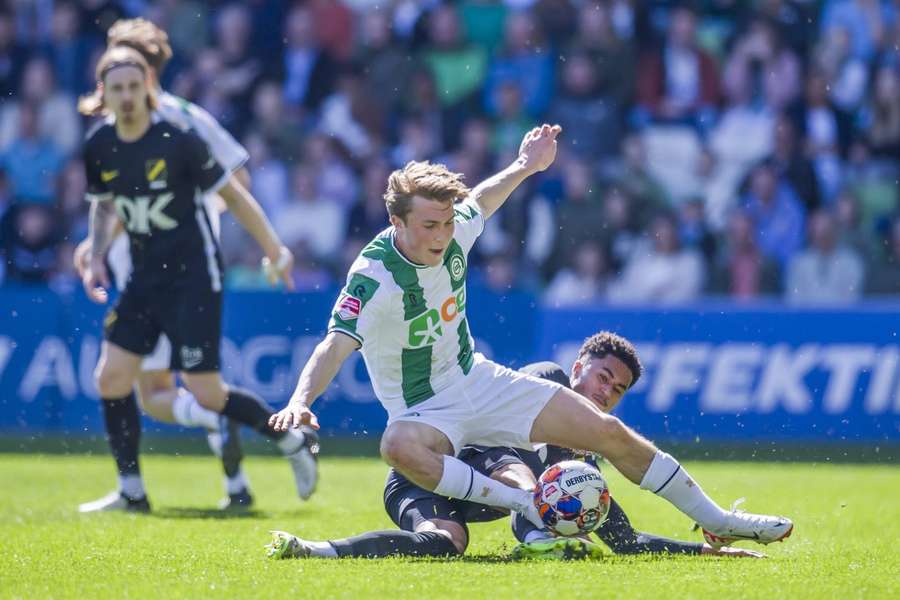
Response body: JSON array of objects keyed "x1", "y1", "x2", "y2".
[{"x1": 0, "y1": 0, "x2": 898, "y2": 305}]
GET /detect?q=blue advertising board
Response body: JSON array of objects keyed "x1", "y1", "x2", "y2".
[{"x1": 1, "y1": 288, "x2": 897, "y2": 443}]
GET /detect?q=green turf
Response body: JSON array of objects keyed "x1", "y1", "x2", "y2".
[{"x1": 2, "y1": 453, "x2": 897, "y2": 599}]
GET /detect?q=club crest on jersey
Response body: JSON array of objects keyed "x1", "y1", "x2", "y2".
[
  {"x1": 145, "y1": 158, "x2": 168, "y2": 190},
  {"x1": 449, "y1": 255, "x2": 465, "y2": 282},
  {"x1": 337, "y1": 294, "x2": 362, "y2": 321}
]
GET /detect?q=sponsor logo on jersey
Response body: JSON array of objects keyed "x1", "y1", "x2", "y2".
[
  {"x1": 180, "y1": 346, "x2": 203, "y2": 369},
  {"x1": 407, "y1": 288, "x2": 466, "y2": 348},
  {"x1": 100, "y1": 170, "x2": 119, "y2": 182},
  {"x1": 449, "y1": 255, "x2": 465, "y2": 282},
  {"x1": 337, "y1": 294, "x2": 361, "y2": 321},
  {"x1": 145, "y1": 159, "x2": 168, "y2": 190},
  {"x1": 114, "y1": 193, "x2": 177, "y2": 233}
]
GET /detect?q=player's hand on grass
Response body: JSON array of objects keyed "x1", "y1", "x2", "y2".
[
  {"x1": 270, "y1": 400, "x2": 319, "y2": 432},
  {"x1": 518, "y1": 123, "x2": 562, "y2": 174},
  {"x1": 701, "y1": 544, "x2": 766, "y2": 558},
  {"x1": 261, "y1": 246, "x2": 295, "y2": 290},
  {"x1": 82, "y1": 256, "x2": 110, "y2": 304},
  {"x1": 73, "y1": 239, "x2": 91, "y2": 278}
]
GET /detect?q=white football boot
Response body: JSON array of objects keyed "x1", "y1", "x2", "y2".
[
  {"x1": 78, "y1": 490, "x2": 150, "y2": 513},
  {"x1": 285, "y1": 426, "x2": 320, "y2": 500},
  {"x1": 701, "y1": 499, "x2": 793, "y2": 548}
]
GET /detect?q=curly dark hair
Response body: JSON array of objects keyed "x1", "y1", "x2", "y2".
[{"x1": 577, "y1": 331, "x2": 642, "y2": 388}]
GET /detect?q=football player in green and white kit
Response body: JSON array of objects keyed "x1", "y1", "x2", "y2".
[{"x1": 271, "y1": 125, "x2": 793, "y2": 549}]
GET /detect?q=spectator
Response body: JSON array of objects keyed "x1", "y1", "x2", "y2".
[
  {"x1": 491, "y1": 82, "x2": 532, "y2": 155},
  {"x1": 242, "y1": 131, "x2": 289, "y2": 217},
  {"x1": 421, "y1": 4, "x2": 488, "y2": 108},
  {"x1": 301, "y1": 133, "x2": 358, "y2": 210},
  {"x1": 820, "y1": 0, "x2": 894, "y2": 61},
  {"x1": 742, "y1": 161, "x2": 806, "y2": 266},
  {"x1": 789, "y1": 69, "x2": 854, "y2": 199},
  {"x1": 356, "y1": 10, "x2": 414, "y2": 116},
  {"x1": 607, "y1": 134, "x2": 669, "y2": 226},
  {"x1": 857, "y1": 65, "x2": 900, "y2": 162},
  {"x1": 0, "y1": 57, "x2": 81, "y2": 155},
  {"x1": 769, "y1": 113, "x2": 821, "y2": 212},
  {"x1": 274, "y1": 163, "x2": 346, "y2": 263},
  {"x1": 211, "y1": 4, "x2": 262, "y2": 132},
  {"x1": 608, "y1": 212, "x2": 705, "y2": 304},
  {"x1": 544, "y1": 242, "x2": 609, "y2": 307},
  {"x1": 814, "y1": 24, "x2": 869, "y2": 112},
  {"x1": 547, "y1": 157, "x2": 606, "y2": 273},
  {"x1": 320, "y1": 64, "x2": 383, "y2": 159},
  {"x1": 347, "y1": 159, "x2": 391, "y2": 245},
  {"x1": 785, "y1": 209, "x2": 865, "y2": 304},
  {"x1": 600, "y1": 186, "x2": 641, "y2": 273},
  {"x1": 548, "y1": 51, "x2": 621, "y2": 158},
  {"x1": 0, "y1": 11, "x2": 26, "y2": 98},
  {"x1": 634, "y1": 5, "x2": 720, "y2": 130},
  {"x1": 0, "y1": 203, "x2": 62, "y2": 285},
  {"x1": 866, "y1": 215, "x2": 900, "y2": 294},
  {"x1": 45, "y1": 1, "x2": 95, "y2": 95},
  {"x1": 723, "y1": 16, "x2": 802, "y2": 112},
  {"x1": 250, "y1": 80, "x2": 304, "y2": 163},
  {"x1": 572, "y1": 1, "x2": 635, "y2": 106},
  {"x1": 281, "y1": 4, "x2": 337, "y2": 112},
  {"x1": 834, "y1": 189, "x2": 871, "y2": 256},
  {"x1": 678, "y1": 197, "x2": 717, "y2": 263},
  {"x1": 483, "y1": 10, "x2": 554, "y2": 118},
  {"x1": 0, "y1": 104, "x2": 65, "y2": 204},
  {"x1": 709, "y1": 209, "x2": 781, "y2": 298}
]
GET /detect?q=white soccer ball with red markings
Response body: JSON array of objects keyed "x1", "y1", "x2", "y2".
[{"x1": 533, "y1": 460, "x2": 611, "y2": 536}]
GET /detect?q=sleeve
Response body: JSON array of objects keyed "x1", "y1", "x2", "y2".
[
  {"x1": 327, "y1": 267, "x2": 382, "y2": 346},
  {"x1": 83, "y1": 140, "x2": 112, "y2": 203},
  {"x1": 452, "y1": 197, "x2": 486, "y2": 254},
  {"x1": 182, "y1": 101, "x2": 249, "y2": 173},
  {"x1": 183, "y1": 131, "x2": 229, "y2": 195}
]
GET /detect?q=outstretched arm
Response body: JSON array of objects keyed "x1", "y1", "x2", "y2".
[
  {"x1": 218, "y1": 176, "x2": 294, "y2": 289},
  {"x1": 270, "y1": 331, "x2": 359, "y2": 431},
  {"x1": 471, "y1": 124, "x2": 561, "y2": 219}
]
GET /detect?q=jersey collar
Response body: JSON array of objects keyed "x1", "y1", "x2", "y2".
[{"x1": 389, "y1": 229, "x2": 431, "y2": 270}]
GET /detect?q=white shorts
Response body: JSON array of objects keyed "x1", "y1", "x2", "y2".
[
  {"x1": 141, "y1": 335, "x2": 172, "y2": 371},
  {"x1": 386, "y1": 353, "x2": 562, "y2": 454}
]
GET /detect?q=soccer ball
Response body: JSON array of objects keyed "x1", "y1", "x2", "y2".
[{"x1": 533, "y1": 460, "x2": 611, "y2": 536}]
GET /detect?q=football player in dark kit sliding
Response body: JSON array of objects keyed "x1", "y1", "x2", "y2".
[
  {"x1": 77, "y1": 45, "x2": 313, "y2": 512},
  {"x1": 267, "y1": 332, "x2": 765, "y2": 560}
]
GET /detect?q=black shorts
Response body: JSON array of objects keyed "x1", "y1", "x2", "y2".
[
  {"x1": 382, "y1": 446, "x2": 526, "y2": 532},
  {"x1": 104, "y1": 279, "x2": 221, "y2": 372}
]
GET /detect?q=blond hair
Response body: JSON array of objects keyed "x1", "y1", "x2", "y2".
[
  {"x1": 384, "y1": 161, "x2": 470, "y2": 221},
  {"x1": 107, "y1": 18, "x2": 173, "y2": 76},
  {"x1": 78, "y1": 46, "x2": 158, "y2": 116}
]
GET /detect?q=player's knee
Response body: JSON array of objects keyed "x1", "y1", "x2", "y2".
[
  {"x1": 379, "y1": 434, "x2": 413, "y2": 469},
  {"x1": 95, "y1": 364, "x2": 130, "y2": 398},
  {"x1": 593, "y1": 414, "x2": 631, "y2": 448},
  {"x1": 445, "y1": 529, "x2": 468, "y2": 555}
]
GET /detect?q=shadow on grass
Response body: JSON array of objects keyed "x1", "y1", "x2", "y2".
[{"x1": 150, "y1": 507, "x2": 265, "y2": 520}]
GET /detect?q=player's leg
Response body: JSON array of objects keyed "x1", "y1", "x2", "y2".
[
  {"x1": 530, "y1": 387, "x2": 792, "y2": 545},
  {"x1": 79, "y1": 340, "x2": 148, "y2": 512},
  {"x1": 379, "y1": 420, "x2": 540, "y2": 522},
  {"x1": 136, "y1": 362, "x2": 253, "y2": 510},
  {"x1": 164, "y1": 286, "x2": 318, "y2": 500},
  {"x1": 268, "y1": 471, "x2": 466, "y2": 559}
]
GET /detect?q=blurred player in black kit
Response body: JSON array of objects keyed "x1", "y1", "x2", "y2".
[{"x1": 77, "y1": 45, "x2": 315, "y2": 513}]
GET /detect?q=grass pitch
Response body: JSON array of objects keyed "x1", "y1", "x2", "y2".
[{"x1": 1, "y1": 450, "x2": 897, "y2": 599}]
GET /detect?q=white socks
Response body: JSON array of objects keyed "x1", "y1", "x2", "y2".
[
  {"x1": 639, "y1": 450, "x2": 728, "y2": 531},
  {"x1": 119, "y1": 474, "x2": 145, "y2": 500},
  {"x1": 172, "y1": 389, "x2": 220, "y2": 431},
  {"x1": 225, "y1": 471, "x2": 250, "y2": 495},
  {"x1": 306, "y1": 541, "x2": 339, "y2": 558},
  {"x1": 277, "y1": 428, "x2": 305, "y2": 455},
  {"x1": 433, "y1": 455, "x2": 532, "y2": 513}
]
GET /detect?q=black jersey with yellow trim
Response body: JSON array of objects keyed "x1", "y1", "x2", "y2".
[{"x1": 83, "y1": 114, "x2": 228, "y2": 290}]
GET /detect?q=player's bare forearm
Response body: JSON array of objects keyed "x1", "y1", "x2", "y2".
[
  {"x1": 291, "y1": 332, "x2": 358, "y2": 406},
  {"x1": 469, "y1": 161, "x2": 532, "y2": 220},
  {"x1": 472, "y1": 124, "x2": 561, "y2": 220},
  {"x1": 88, "y1": 200, "x2": 117, "y2": 260},
  {"x1": 219, "y1": 176, "x2": 281, "y2": 259},
  {"x1": 272, "y1": 331, "x2": 358, "y2": 431}
]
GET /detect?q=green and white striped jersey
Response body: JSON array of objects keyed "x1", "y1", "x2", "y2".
[{"x1": 328, "y1": 198, "x2": 485, "y2": 415}]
